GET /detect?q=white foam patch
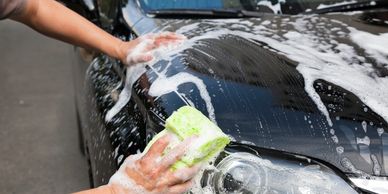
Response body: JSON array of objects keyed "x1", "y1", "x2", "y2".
[
  {"x1": 189, "y1": 17, "x2": 388, "y2": 128},
  {"x1": 105, "y1": 35, "x2": 217, "y2": 123},
  {"x1": 105, "y1": 16, "x2": 388, "y2": 181},
  {"x1": 357, "y1": 136, "x2": 371, "y2": 146},
  {"x1": 108, "y1": 153, "x2": 153, "y2": 194},
  {"x1": 350, "y1": 178, "x2": 388, "y2": 194},
  {"x1": 105, "y1": 64, "x2": 147, "y2": 122},
  {"x1": 257, "y1": 0, "x2": 286, "y2": 14},
  {"x1": 176, "y1": 23, "x2": 200, "y2": 34},
  {"x1": 165, "y1": 17, "x2": 388, "y2": 177},
  {"x1": 350, "y1": 30, "x2": 388, "y2": 66},
  {"x1": 148, "y1": 72, "x2": 216, "y2": 123},
  {"x1": 317, "y1": 0, "x2": 357, "y2": 10},
  {"x1": 371, "y1": 154, "x2": 382, "y2": 176}
]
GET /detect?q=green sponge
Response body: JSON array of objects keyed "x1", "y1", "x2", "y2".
[{"x1": 144, "y1": 106, "x2": 230, "y2": 170}]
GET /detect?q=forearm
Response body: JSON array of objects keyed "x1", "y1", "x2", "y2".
[
  {"x1": 11, "y1": 0, "x2": 123, "y2": 59},
  {"x1": 73, "y1": 185, "x2": 115, "y2": 194}
]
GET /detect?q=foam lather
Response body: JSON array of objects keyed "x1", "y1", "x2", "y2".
[{"x1": 144, "y1": 106, "x2": 230, "y2": 170}]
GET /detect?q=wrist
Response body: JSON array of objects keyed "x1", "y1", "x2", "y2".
[
  {"x1": 96, "y1": 185, "x2": 116, "y2": 194},
  {"x1": 98, "y1": 36, "x2": 125, "y2": 62},
  {"x1": 112, "y1": 39, "x2": 126, "y2": 62},
  {"x1": 71, "y1": 185, "x2": 115, "y2": 194}
]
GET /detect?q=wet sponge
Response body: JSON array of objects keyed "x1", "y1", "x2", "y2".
[{"x1": 145, "y1": 106, "x2": 230, "y2": 170}]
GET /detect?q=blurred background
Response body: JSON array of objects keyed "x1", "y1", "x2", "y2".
[{"x1": 0, "y1": 20, "x2": 89, "y2": 193}]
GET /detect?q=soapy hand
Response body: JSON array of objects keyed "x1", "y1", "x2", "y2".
[
  {"x1": 117, "y1": 32, "x2": 187, "y2": 66},
  {"x1": 107, "y1": 134, "x2": 200, "y2": 194}
]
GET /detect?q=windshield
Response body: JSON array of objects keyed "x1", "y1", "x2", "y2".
[
  {"x1": 139, "y1": 0, "x2": 247, "y2": 11},
  {"x1": 139, "y1": 0, "x2": 382, "y2": 14}
]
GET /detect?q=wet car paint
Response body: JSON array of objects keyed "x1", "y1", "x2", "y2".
[{"x1": 70, "y1": 0, "x2": 388, "y2": 188}]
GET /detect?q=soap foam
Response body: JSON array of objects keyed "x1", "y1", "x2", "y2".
[
  {"x1": 148, "y1": 72, "x2": 216, "y2": 123},
  {"x1": 317, "y1": 0, "x2": 357, "y2": 10},
  {"x1": 105, "y1": 64, "x2": 147, "y2": 122},
  {"x1": 256, "y1": 0, "x2": 286, "y2": 14},
  {"x1": 168, "y1": 16, "x2": 387, "y2": 177},
  {"x1": 105, "y1": 36, "x2": 217, "y2": 123},
  {"x1": 109, "y1": 153, "x2": 153, "y2": 194},
  {"x1": 106, "y1": 15, "x2": 387, "y2": 181}
]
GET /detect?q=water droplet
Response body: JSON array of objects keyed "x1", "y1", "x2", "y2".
[
  {"x1": 356, "y1": 136, "x2": 370, "y2": 146},
  {"x1": 377, "y1": 128, "x2": 384, "y2": 136},
  {"x1": 331, "y1": 135, "x2": 339, "y2": 144},
  {"x1": 336, "y1": 146, "x2": 344, "y2": 154},
  {"x1": 362, "y1": 121, "x2": 367, "y2": 133}
]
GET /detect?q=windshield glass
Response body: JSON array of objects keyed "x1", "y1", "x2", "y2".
[
  {"x1": 139, "y1": 0, "x2": 247, "y2": 11},
  {"x1": 139, "y1": 0, "x2": 377, "y2": 14}
]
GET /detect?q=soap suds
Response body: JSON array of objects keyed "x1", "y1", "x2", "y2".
[
  {"x1": 350, "y1": 178, "x2": 388, "y2": 194},
  {"x1": 148, "y1": 72, "x2": 215, "y2": 123},
  {"x1": 256, "y1": 0, "x2": 286, "y2": 14},
  {"x1": 105, "y1": 15, "x2": 387, "y2": 183},
  {"x1": 370, "y1": 154, "x2": 381, "y2": 176},
  {"x1": 105, "y1": 64, "x2": 147, "y2": 122},
  {"x1": 166, "y1": 16, "x2": 388, "y2": 177},
  {"x1": 106, "y1": 36, "x2": 217, "y2": 123},
  {"x1": 109, "y1": 153, "x2": 152, "y2": 194},
  {"x1": 317, "y1": 0, "x2": 357, "y2": 10},
  {"x1": 192, "y1": 153, "x2": 356, "y2": 193}
]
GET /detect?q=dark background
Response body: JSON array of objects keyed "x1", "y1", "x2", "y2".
[{"x1": 0, "y1": 20, "x2": 89, "y2": 193}]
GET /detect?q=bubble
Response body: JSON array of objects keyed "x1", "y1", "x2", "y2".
[
  {"x1": 356, "y1": 136, "x2": 370, "y2": 146},
  {"x1": 377, "y1": 128, "x2": 384, "y2": 136},
  {"x1": 336, "y1": 146, "x2": 344, "y2": 154},
  {"x1": 331, "y1": 135, "x2": 339, "y2": 144},
  {"x1": 362, "y1": 121, "x2": 368, "y2": 133}
]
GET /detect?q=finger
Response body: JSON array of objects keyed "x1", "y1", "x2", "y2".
[
  {"x1": 141, "y1": 133, "x2": 172, "y2": 163},
  {"x1": 155, "y1": 32, "x2": 187, "y2": 40},
  {"x1": 154, "y1": 38, "x2": 184, "y2": 48},
  {"x1": 144, "y1": 42, "x2": 157, "y2": 51},
  {"x1": 124, "y1": 166, "x2": 155, "y2": 191},
  {"x1": 142, "y1": 33, "x2": 156, "y2": 40},
  {"x1": 158, "y1": 136, "x2": 198, "y2": 172},
  {"x1": 126, "y1": 53, "x2": 154, "y2": 65},
  {"x1": 169, "y1": 180, "x2": 194, "y2": 194}
]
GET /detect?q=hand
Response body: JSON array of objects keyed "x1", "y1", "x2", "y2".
[
  {"x1": 117, "y1": 32, "x2": 187, "y2": 66},
  {"x1": 108, "y1": 134, "x2": 200, "y2": 194}
]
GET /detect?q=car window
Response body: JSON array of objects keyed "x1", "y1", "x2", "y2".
[
  {"x1": 139, "y1": 0, "x2": 243, "y2": 11},
  {"x1": 140, "y1": 0, "x2": 373, "y2": 11}
]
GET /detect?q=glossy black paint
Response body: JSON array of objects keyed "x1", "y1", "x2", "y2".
[{"x1": 69, "y1": 0, "x2": 388, "y2": 187}]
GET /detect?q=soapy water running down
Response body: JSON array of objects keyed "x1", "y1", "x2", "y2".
[
  {"x1": 107, "y1": 16, "x2": 388, "y2": 128},
  {"x1": 105, "y1": 34, "x2": 217, "y2": 123},
  {"x1": 104, "y1": 15, "x2": 388, "y2": 191}
]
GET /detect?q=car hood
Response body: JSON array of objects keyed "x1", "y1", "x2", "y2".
[{"x1": 127, "y1": 11, "x2": 388, "y2": 177}]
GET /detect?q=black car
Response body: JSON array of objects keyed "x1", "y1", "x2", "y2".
[{"x1": 64, "y1": 0, "x2": 388, "y2": 193}]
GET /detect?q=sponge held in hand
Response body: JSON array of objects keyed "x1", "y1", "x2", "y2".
[{"x1": 144, "y1": 106, "x2": 230, "y2": 170}]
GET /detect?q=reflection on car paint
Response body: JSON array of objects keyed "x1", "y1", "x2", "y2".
[
  {"x1": 84, "y1": 9, "x2": 388, "y2": 186},
  {"x1": 126, "y1": 15, "x2": 388, "y2": 177}
]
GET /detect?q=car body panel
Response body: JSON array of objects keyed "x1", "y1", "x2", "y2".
[
  {"x1": 125, "y1": 8, "x2": 388, "y2": 177},
  {"x1": 71, "y1": 0, "x2": 388, "y2": 187}
]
